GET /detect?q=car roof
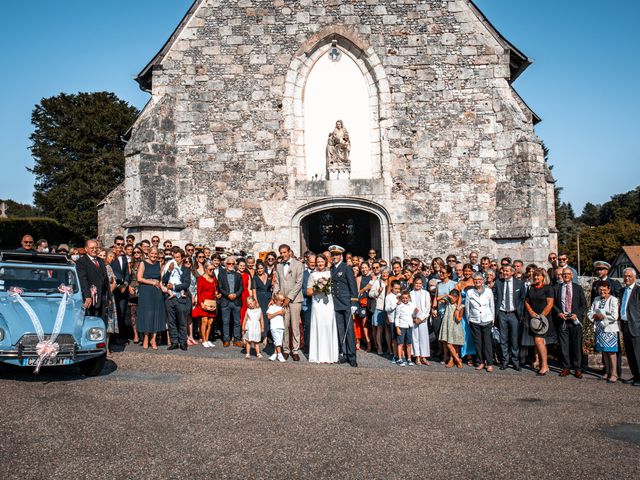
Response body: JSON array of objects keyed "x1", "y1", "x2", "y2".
[{"x1": 0, "y1": 250, "x2": 74, "y2": 266}]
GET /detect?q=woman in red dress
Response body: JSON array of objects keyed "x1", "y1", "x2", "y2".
[
  {"x1": 192, "y1": 263, "x2": 219, "y2": 347},
  {"x1": 237, "y1": 258, "x2": 252, "y2": 328}
]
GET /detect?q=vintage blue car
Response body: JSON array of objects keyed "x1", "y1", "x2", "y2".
[{"x1": 0, "y1": 251, "x2": 107, "y2": 375}]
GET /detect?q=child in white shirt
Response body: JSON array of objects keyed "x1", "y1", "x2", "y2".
[
  {"x1": 394, "y1": 291, "x2": 418, "y2": 366},
  {"x1": 384, "y1": 281, "x2": 402, "y2": 363},
  {"x1": 267, "y1": 293, "x2": 286, "y2": 362}
]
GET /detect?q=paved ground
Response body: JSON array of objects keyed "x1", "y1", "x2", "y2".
[{"x1": 1, "y1": 343, "x2": 639, "y2": 479}]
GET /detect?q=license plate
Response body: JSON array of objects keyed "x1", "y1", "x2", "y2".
[{"x1": 22, "y1": 357, "x2": 69, "y2": 367}]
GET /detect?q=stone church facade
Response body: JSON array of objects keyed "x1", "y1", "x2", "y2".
[{"x1": 98, "y1": 0, "x2": 557, "y2": 262}]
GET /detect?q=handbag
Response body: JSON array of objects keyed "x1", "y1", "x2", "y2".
[{"x1": 202, "y1": 299, "x2": 217, "y2": 312}]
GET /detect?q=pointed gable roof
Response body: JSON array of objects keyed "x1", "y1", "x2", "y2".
[{"x1": 135, "y1": 0, "x2": 533, "y2": 92}]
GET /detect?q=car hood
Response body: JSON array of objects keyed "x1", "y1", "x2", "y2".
[{"x1": 0, "y1": 295, "x2": 86, "y2": 345}]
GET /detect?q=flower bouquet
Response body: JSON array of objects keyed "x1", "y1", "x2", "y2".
[{"x1": 313, "y1": 276, "x2": 332, "y2": 295}]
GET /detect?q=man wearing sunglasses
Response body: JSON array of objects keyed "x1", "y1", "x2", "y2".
[{"x1": 16, "y1": 234, "x2": 34, "y2": 252}]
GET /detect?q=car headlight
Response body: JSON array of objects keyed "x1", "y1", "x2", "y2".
[
  {"x1": 86, "y1": 327, "x2": 105, "y2": 342},
  {"x1": 0, "y1": 328, "x2": 4, "y2": 342}
]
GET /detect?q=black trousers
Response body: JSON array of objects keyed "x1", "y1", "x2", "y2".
[
  {"x1": 302, "y1": 306, "x2": 311, "y2": 353},
  {"x1": 335, "y1": 309, "x2": 356, "y2": 362},
  {"x1": 165, "y1": 297, "x2": 188, "y2": 345},
  {"x1": 622, "y1": 322, "x2": 640, "y2": 380},
  {"x1": 113, "y1": 289, "x2": 129, "y2": 337},
  {"x1": 557, "y1": 321, "x2": 583, "y2": 370},
  {"x1": 497, "y1": 311, "x2": 519, "y2": 366},
  {"x1": 470, "y1": 322, "x2": 493, "y2": 365}
]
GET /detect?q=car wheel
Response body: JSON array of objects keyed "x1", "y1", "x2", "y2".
[{"x1": 79, "y1": 353, "x2": 107, "y2": 377}]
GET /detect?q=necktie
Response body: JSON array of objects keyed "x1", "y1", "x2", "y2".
[
  {"x1": 505, "y1": 280, "x2": 511, "y2": 311},
  {"x1": 92, "y1": 257, "x2": 99, "y2": 269},
  {"x1": 621, "y1": 287, "x2": 630, "y2": 321},
  {"x1": 565, "y1": 283, "x2": 572, "y2": 315}
]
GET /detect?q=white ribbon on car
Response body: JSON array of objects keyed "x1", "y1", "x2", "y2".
[{"x1": 9, "y1": 284, "x2": 73, "y2": 374}]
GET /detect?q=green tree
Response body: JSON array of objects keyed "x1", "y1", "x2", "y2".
[
  {"x1": 29, "y1": 92, "x2": 138, "y2": 239},
  {"x1": 579, "y1": 202, "x2": 601, "y2": 226}
]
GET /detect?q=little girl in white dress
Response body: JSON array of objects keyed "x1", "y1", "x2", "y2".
[{"x1": 243, "y1": 297, "x2": 264, "y2": 359}]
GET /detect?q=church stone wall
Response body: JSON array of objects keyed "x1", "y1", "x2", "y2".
[{"x1": 117, "y1": 0, "x2": 556, "y2": 263}]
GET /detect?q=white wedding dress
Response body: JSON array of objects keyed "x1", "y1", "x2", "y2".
[{"x1": 308, "y1": 271, "x2": 339, "y2": 364}]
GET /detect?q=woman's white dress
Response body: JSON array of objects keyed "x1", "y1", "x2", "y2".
[
  {"x1": 308, "y1": 271, "x2": 339, "y2": 364},
  {"x1": 410, "y1": 289, "x2": 431, "y2": 357}
]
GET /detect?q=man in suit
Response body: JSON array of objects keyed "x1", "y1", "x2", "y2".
[
  {"x1": 329, "y1": 245, "x2": 359, "y2": 367},
  {"x1": 301, "y1": 254, "x2": 316, "y2": 354},
  {"x1": 273, "y1": 244, "x2": 304, "y2": 361},
  {"x1": 493, "y1": 264, "x2": 526, "y2": 371},
  {"x1": 553, "y1": 268, "x2": 587, "y2": 378},
  {"x1": 620, "y1": 268, "x2": 640, "y2": 386},
  {"x1": 75, "y1": 239, "x2": 109, "y2": 319},
  {"x1": 110, "y1": 235, "x2": 130, "y2": 341},
  {"x1": 162, "y1": 247, "x2": 191, "y2": 351},
  {"x1": 217, "y1": 256, "x2": 244, "y2": 347}
]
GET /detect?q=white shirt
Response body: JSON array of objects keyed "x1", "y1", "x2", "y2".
[
  {"x1": 410, "y1": 289, "x2": 431, "y2": 321},
  {"x1": 395, "y1": 301, "x2": 417, "y2": 329},
  {"x1": 500, "y1": 278, "x2": 513, "y2": 312},
  {"x1": 384, "y1": 292, "x2": 400, "y2": 322},
  {"x1": 465, "y1": 287, "x2": 495, "y2": 325},
  {"x1": 368, "y1": 278, "x2": 387, "y2": 311},
  {"x1": 267, "y1": 304, "x2": 285, "y2": 330}
]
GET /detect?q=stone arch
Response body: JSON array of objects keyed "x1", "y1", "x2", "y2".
[
  {"x1": 290, "y1": 197, "x2": 392, "y2": 260},
  {"x1": 282, "y1": 27, "x2": 391, "y2": 180}
]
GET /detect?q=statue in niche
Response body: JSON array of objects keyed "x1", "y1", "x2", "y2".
[{"x1": 326, "y1": 120, "x2": 351, "y2": 169}]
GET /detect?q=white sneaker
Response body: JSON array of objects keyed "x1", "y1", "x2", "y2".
[
  {"x1": 202, "y1": 342, "x2": 210, "y2": 348},
  {"x1": 269, "y1": 353, "x2": 277, "y2": 361},
  {"x1": 277, "y1": 353, "x2": 286, "y2": 362},
  {"x1": 207, "y1": 341, "x2": 215, "y2": 347}
]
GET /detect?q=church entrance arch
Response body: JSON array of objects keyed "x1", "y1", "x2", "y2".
[{"x1": 291, "y1": 199, "x2": 390, "y2": 259}]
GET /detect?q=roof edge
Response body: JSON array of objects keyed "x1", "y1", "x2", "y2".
[
  {"x1": 135, "y1": 0, "x2": 204, "y2": 92},
  {"x1": 466, "y1": 0, "x2": 532, "y2": 83}
]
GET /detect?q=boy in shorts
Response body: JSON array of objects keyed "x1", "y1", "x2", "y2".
[
  {"x1": 395, "y1": 291, "x2": 418, "y2": 366},
  {"x1": 384, "y1": 280, "x2": 402, "y2": 363},
  {"x1": 267, "y1": 293, "x2": 286, "y2": 362}
]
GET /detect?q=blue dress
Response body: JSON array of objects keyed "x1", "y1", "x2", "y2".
[
  {"x1": 459, "y1": 286, "x2": 477, "y2": 357},
  {"x1": 136, "y1": 261, "x2": 166, "y2": 333}
]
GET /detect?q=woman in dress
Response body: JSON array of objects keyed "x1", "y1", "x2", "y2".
[
  {"x1": 136, "y1": 247, "x2": 166, "y2": 350},
  {"x1": 194, "y1": 250, "x2": 207, "y2": 277},
  {"x1": 237, "y1": 258, "x2": 251, "y2": 329},
  {"x1": 306, "y1": 254, "x2": 339, "y2": 364},
  {"x1": 432, "y1": 265, "x2": 457, "y2": 362},
  {"x1": 438, "y1": 289, "x2": 464, "y2": 368},
  {"x1": 455, "y1": 264, "x2": 477, "y2": 365},
  {"x1": 127, "y1": 246, "x2": 142, "y2": 344},
  {"x1": 587, "y1": 281, "x2": 620, "y2": 382},
  {"x1": 524, "y1": 268, "x2": 556, "y2": 376},
  {"x1": 192, "y1": 262, "x2": 219, "y2": 348},
  {"x1": 102, "y1": 249, "x2": 119, "y2": 356},
  {"x1": 368, "y1": 264, "x2": 388, "y2": 355},
  {"x1": 354, "y1": 263, "x2": 373, "y2": 351},
  {"x1": 252, "y1": 260, "x2": 273, "y2": 345}
]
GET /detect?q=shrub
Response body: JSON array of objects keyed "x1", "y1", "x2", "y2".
[{"x1": 0, "y1": 217, "x2": 79, "y2": 249}]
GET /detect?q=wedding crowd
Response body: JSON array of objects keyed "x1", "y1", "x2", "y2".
[{"x1": 13, "y1": 233, "x2": 640, "y2": 385}]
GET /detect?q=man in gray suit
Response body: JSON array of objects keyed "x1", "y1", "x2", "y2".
[
  {"x1": 620, "y1": 268, "x2": 640, "y2": 386},
  {"x1": 274, "y1": 244, "x2": 304, "y2": 361}
]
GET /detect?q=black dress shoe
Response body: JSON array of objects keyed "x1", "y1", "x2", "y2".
[
  {"x1": 338, "y1": 356, "x2": 347, "y2": 364},
  {"x1": 514, "y1": 365, "x2": 522, "y2": 372},
  {"x1": 167, "y1": 344, "x2": 179, "y2": 350},
  {"x1": 179, "y1": 343, "x2": 188, "y2": 351},
  {"x1": 291, "y1": 353, "x2": 300, "y2": 361},
  {"x1": 283, "y1": 352, "x2": 289, "y2": 360},
  {"x1": 499, "y1": 364, "x2": 507, "y2": 370},
  {"x1": 349, "y1": 360, "x2": 358, "y2": 368},
  {"x1": 622, "y1": 378, "x2": 638, "y2": 384}
]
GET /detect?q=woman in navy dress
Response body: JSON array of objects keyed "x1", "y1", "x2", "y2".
[
  {"x1": 136, "y1": 247, "x2": 166, "y2": 350},
  {"x1": 251, "y1": 260, "x2": 273, "y2": 343}
]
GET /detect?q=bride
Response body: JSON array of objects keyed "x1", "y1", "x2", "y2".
[{"x1": 306, "y1": 254, "x2": 339, "y2": 363}]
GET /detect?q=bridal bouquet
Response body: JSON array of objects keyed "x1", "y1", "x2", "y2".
[{"x1": 313, "y1": 276, "x2": 332, "y2": 295}]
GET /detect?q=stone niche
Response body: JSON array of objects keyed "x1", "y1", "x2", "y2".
[{"x1": 100, "y1": 0, "x2": 556, "y2": 263}]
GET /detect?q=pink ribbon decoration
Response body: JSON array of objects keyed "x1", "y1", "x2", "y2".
[{"x1": 8, "y1": 284, "x2": 74, "y2": 373}]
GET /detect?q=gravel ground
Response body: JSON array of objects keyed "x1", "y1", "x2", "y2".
[{"x1": 1, "y1": 343, "x2": 639, "y2": 480}]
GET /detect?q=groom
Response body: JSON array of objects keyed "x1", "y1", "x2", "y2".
[{"x1": 329, "y1": 245, "x2": 359, "y2": 367}]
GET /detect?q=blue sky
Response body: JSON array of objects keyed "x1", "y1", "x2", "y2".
[{"x1": 1, "y1": 0, "x2": 638, "y2": 214}]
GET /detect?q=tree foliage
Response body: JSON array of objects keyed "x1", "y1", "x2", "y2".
[
  {"x1": 29, "y1": 92, "x2": 138, "y2": 239},
  {"x1": 0, "y1": 217, "x2": 77, "y2": 249}
]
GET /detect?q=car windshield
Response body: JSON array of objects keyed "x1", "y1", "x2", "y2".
[{"x1": 0, "y1": 265, "x2": 79, "y2": 294}]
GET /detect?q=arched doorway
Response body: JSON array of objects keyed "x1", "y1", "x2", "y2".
[{"x1": 300, "y1": 208, "x2": 381, "y2": 257}]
